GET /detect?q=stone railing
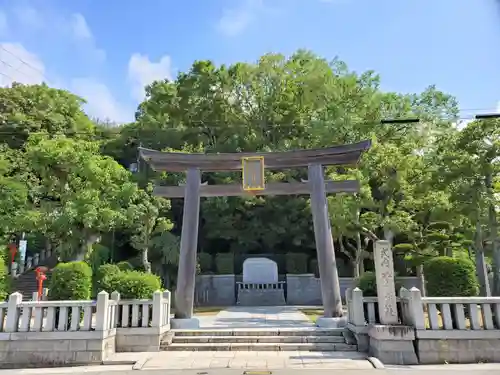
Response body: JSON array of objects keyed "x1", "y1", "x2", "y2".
[
  {"x1": 10, "y1": 248, "x2": 54, "y2": 277},
  {"x1": 345, "y1": 287, "x2": 404, "y2": 327},
  {"x1": 346, "y1": 286, "x2": 500, "y2": 364},
  {"x1": 236, "y1": 281, "x2": 286, "y2": 290},
  {"x1": 0, "y1": 289, "x2": 173, "y2": 367},
  {"x1": 0, "y1": 301, "x2": 7, "y2": 331}
]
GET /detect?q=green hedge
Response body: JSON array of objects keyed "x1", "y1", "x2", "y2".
[
  {"x1": 0, "y1": 251, "x2": 8, "y2": 300},
  {"x1": 48, "y1": 261, "x2": 92, "y2": 300},
  {"x1": 286, "y1": 253, "x2": 308, "y2": 274},
  {"x1": 423, "y1": 256, "x2": 479, "y2": 297},
  {"x1": 116, "y1": 261, "x2": 134, "y2": 271},
  {"x1": 95, "y1": 264, "x2": 161, "y2": 299},
  {"x1": 109, "y1": 270, "x2": 161, "y2": 299},
  {"x1": 198, "y1": 252, "x2": 213, "y2": 273},
  {"x1": 309, "y1": 259, "x2": 319, "y2": 277},
  {"x1": 95, "y1": 264, "x2": 121, "y2": 294},
  {"x1": 356, "y1": 271, "x2": 403, "y2": 297},
  {"x1": 215, "y1": 253, "x2": 234, "y2": 274}
]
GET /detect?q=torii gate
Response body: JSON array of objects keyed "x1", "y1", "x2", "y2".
[{"x1": 139, "y1": 140, "x2": 371, "y2": 328}]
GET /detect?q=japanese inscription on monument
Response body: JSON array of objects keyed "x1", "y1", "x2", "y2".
[
  {"x1": 242, "y1": 156, "x2": 265, "y2": 191},
  {"x1": 374, "y1": 240, "x2": 399, "y2": 324}
]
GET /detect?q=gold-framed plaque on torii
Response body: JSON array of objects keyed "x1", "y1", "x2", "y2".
[{"x1": 241, "y1": 156, "x2": 265, "y2": 191}]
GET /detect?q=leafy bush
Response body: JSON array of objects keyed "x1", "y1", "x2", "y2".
[
  {"x1": 198, "y1": 252, "x2": 213, "y2": 273},
  {"x1": 108, "y1": 270, "x2": 161, "y2": 299},
  {"x1": 116, "y1": 261, "x2": 133, "y2": 271},
  {"x1": 423, "y1": 256, "x2": 479, "y2": 297},
  {"x1": 0, "y1": 251, "x2": 9, "y2": 300},
  {"x1": 87, "y1": 244, "x2": 110, "y2": 275},
  {"x1": 286, "y1": 253, "x2": 308, "y2": 274},
  {"x1": 48, "y1": 261, "x2": 92, "y2": 300},
  {"x1": 309, "y1": 259, "x2": 319, "y2": 277},
  {"x1": 215, "y1": 253, "x2": 234, "y2": 274},
  {"x1": 95, "y1": 263, "x2": 121, "y2": 294},
  {"x1": 356, "y1": 271, "x2": 403, "y2": 297}
]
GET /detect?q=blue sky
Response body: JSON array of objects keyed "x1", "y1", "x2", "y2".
[{"x1": 0, "y1": 0, "x2": 499, "y2": 123}]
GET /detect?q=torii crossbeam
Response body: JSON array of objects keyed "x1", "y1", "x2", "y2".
[{"x1": 139, "y1": 140, "x2": 371, "y2": 328}]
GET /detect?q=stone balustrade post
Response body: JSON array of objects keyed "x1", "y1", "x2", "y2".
[
  {"x1": 151, "y1": 290, "x2": 164, "y2": 328},
  {"x1": 110, "y1": 291, "x2": 120, "y2": 329},
  {"x1": 18, "y1": 261, "x2": 24, "y2": 274},
  {"x1": 33, "y1": 254, "x2": 39, "y2": 266},
  {"x1": 11, "y1": 262, "x2": 18, "y2": 277},
  {"x1": 163, "y1": 290, "x2": 171, "y2": 325},
  {"x1": 41, "y1": 249, "x2": 46, "y2": 261},
  {"x1": 351, "y1": 287, "x2": 366, "y2": 326},
  {"x1": 5, "y1": 292, "x2": 22, "y2": 332},
  {"x1": 95, "y1": 291, "x2": 110, "y2": 331},
  {"x1": 408, "y1": 287, "x2": 426, "y2": 329},
  {"x1": 26, "y1": 256, "x2": 32, "y2": 269}
]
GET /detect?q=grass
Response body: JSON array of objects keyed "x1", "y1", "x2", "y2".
[
  {"x1": 300, "y1": 308, "x2": 323, "y2": 323},
  {"x1": 193, "y1": 307, "x2": 224, "y2": 316},
  {"x1": 171, "y1": 306, "x2": 224, "y2": 316}
]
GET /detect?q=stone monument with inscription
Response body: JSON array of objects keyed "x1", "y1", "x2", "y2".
[
  {"x1": 373, "y1": 240, "x2": 399, "y2": 324},
  {"x1": 237, "y1": 258, "x2": 285, "y2": 306},
  {"x1": 368, "y1": 240, "x2": 418, "y2": 365}
]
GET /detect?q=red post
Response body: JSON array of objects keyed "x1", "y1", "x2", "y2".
[
  {"x1": 8, "y1": 243, "x2": 17, "y2": 264},
  {"x1": 35, "y1": 267, "x2": 47, "y2": 301}
]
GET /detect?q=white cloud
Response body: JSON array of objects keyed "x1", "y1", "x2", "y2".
[
  {"x1": 0, "y1": 42, "x2": 130, "y2": 124},
  {"x1": 216, "y1": 0, "x2": 265, "y2": 37},
  {"x1": 71, "y1": 78, "x2": 133, "y2": 124},
  {"x1": 71, "y1": 13, "x2": 92, "y2": 40},
  {"x1": 127, "y1": 53, "x2": 173, "y2": 102},
  {"x1": 69, "y1": 13, "x2": 106, "y2": 63},
  {"x1": 0, "y1": 43, "x2": 46, "y2": 86}
]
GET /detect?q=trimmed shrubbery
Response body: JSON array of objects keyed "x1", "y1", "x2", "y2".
[
  {"x1": 215, "y1": 253, "x2": 234, "y2": 274},
  {"x1": 0, "y1": 250, "x2": 9, "y2": 300},
  {"x1": 95, "y1": 263, "x2": 161, "y2": 299},
  {"x1": 198, "y1": 252, "x2": 213, "y2": 273},
  {"x1": 423, "y1": 256, "x2": 479, "y2": 297},
  {"x1": 48, "y1": 261, "x2": 92, "y2": 300},
  {"x1": 286, "y1": 253, "x2": 308, "y2": 274}
]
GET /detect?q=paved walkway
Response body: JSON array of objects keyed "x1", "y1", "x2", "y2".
[
  {"x1": 141, "y1": 351, "x2": 374, "y2": 370},
  {"x1": 195, "y1": 306, "x2": 315, "y2": 328}
]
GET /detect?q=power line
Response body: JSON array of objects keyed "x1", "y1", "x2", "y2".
[{"x1": 0, "y1": 42, "x2": 498, "y2": 123}]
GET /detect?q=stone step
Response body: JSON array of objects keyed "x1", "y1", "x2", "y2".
[
  {"x1": 173, "y1": 335, "x2": 346, "y2": 344},
  {"x1": 162, "y1": 342, "x2": 357, "y2": 351},
  {"x1": 172, "y1": 328, "x2": 345, "y2": 337}
]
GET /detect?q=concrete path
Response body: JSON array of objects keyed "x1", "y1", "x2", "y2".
[
  {"x1": 196, "y1": 306, "x2": 314, "y2": 328},
  {"x1": 141, "y1": 350, "x2": 374, "y2": 370}
]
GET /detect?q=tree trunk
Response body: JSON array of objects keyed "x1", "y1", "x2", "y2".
[
  {"x1": 355, "y1": 231, "x2": 364, "y2": 277},
  {"x1": 383, "y1": 229, "x2": 394, "y2": 245},
  {"x1": 416, "y1": 265, "x2": 426, "y2": 297},
  {"x1": 142, "y1": 247, "x2": 151, "y2": 273},
  {"x1": 475, "y1": 220, "x2": 491, "y2": 296},
  {"x1": 74, "y1": 234, "x2": 100, "y2": 261}
]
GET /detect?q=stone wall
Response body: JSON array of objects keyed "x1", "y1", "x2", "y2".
[
  {"x1": 195, "y1": 274, "x2": 236, "y2": 306},
  {"x1": 195, "y1": 273, "x2": 421, "y2": 306},
  {"x1": 416, "y1": 331, "x2": 500, "y2": 364},
  {"x1": 286, "y1": 274, "x2": 421, "y2": 305},
  {"x1": 115, "y1": 327, "x2": 171, "y2": 352},
  {"x1": 0, "y1": 331, "x2": 115, "y2": 367}
]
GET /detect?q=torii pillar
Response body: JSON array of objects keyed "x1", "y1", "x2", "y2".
[{"x1": 309, "y1": 164, "x2": 345, "y2": 327}]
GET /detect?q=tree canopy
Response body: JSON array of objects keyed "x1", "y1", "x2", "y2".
[{"x1": 0, "y1": 50, "x2": 498, "y2": 295}]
